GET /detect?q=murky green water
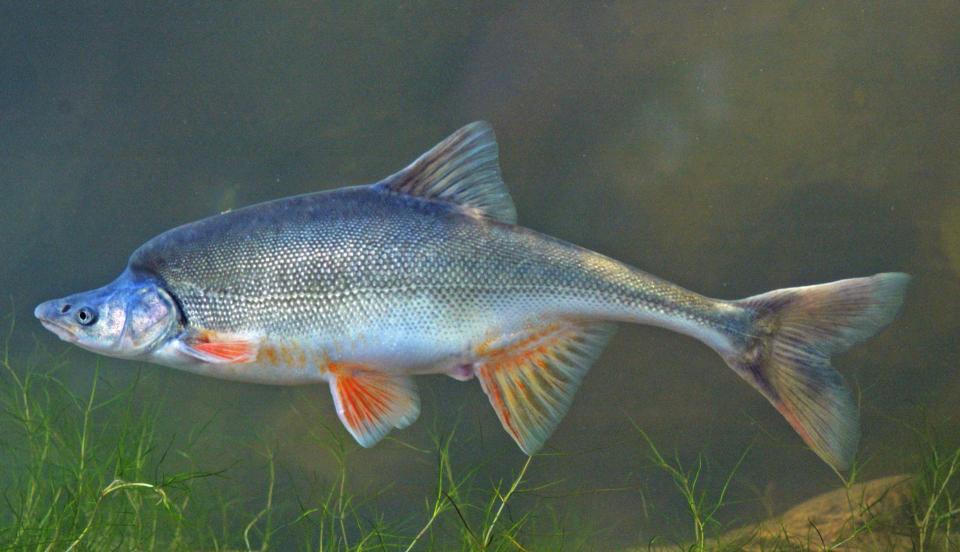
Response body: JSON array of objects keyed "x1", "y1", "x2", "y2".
[{"x1": 2, "y1": 2, "x2": 958, "y2": 550}]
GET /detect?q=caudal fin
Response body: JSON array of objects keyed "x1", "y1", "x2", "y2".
[{"x1": 725, "y1": 273, "x2": 910, "y2": 470}]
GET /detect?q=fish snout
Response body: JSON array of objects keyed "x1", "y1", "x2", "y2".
[
  {"x1": 34, "y1": 299, "x2": 78, "y2": 342},
  {"x1": 34, "y1": 298, "x2": 72, "y2": 321}
]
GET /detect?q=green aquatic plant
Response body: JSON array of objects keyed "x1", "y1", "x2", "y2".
[
  {"x1": 11, "y1": 322, "x2": 960, "y2": 552},
  {"x1": 9, "y1": 330, "x2": 959, "y2": 551},
  {"x1": 630, "y1": 420, "x2": 752, "y2": 552},
  {"x1": 628, "y1": 416, "x2": 960, "y2": 552},
  {"x1": 0, "y1": 325, "x2": 590, "y2": 551},
  {"x1": 400, "y1": 432, "x2": 596, "y2": 551},
  {"x1": 909, "y1": 425, "x2": 960, "y2": 551},
  {"x1": 627, "y1": 419, "x2": 915, "y2": 552},
  {"x1": 0, "y1": 338, "x2": 219, "y2": 549}
]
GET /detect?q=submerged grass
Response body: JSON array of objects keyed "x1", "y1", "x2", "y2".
[
  {"x1": 0, "y1": 337, "x2": 219, "y2": 550},
  {"x1": 629, "y1": 416, "x2": 960, "y2": 551},
  {"x1": 909, "y1": 424, "x2": 960, "y2": 551},
  {"x1": 631, "y1": 424, "x2": 751, "y2": 552},
  {"x1": 0, "y1": 332, "x2": 589, "y2": 551},
  {"x1": 2, "y1": 316, "x2": 957, "y2": 551}
]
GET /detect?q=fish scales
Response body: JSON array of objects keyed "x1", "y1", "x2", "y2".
[{"x1": 133, "y1": 187, "x2": 730, "y2": 363}]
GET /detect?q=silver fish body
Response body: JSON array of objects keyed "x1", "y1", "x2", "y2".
[
  {"x1": 132, "y1": 184, "x2": 735, "y2": 382},
  {"x1": 35, "y1": 122, "x2": 909, "y2": 469}
]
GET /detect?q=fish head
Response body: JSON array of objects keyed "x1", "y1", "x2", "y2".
[{"x1": 34, "y1": 273, "x2": 180, "y2": 359}]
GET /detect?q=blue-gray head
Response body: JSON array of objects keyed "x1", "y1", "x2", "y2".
[{"x1": 34, "y1": 272, "x2": 180, "y2": 359}]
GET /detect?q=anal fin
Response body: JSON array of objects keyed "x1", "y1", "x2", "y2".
[
  {"x1": 328, "y1": 365, "x2": 420, "y2": 448},
  {"x1": 475, "y1": 319, "x2": 616, "y2": 455}
]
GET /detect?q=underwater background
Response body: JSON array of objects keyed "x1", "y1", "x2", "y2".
[{"x1": 1, "y1": 2, "x2": 958, "y2": 550}]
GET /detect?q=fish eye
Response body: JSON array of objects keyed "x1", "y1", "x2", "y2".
[{"x1": 75, "y1": 307, "x2": 98, "y2": 326}]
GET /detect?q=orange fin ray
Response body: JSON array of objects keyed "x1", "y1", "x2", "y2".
[
  {"x1": 179, "y1": 331, "x2": 258, "y2": 364},
  {"x1": 329, "y1": 366, "x2": 420, "y2": 448},
  {"x1": 475, "y1": 319, "x2": 616, "y2": 455}
]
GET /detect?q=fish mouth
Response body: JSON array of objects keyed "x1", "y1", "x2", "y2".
[
  {"x1": 35, "y1": 303, "x2": 78, "y2": 343},
  {"x1": 39, "y1": 319, "x2": 78, "y2": 343}
]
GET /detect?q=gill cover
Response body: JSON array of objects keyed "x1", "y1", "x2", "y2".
[{"x1": 120, "y1": 283, "x2": 179, "y2": 352}]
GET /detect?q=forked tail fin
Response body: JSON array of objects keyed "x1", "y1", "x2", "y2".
[{"x1": 724, "y1": 273, "x2": 910, "y2": 470}]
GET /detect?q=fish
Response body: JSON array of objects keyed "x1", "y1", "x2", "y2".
[{"x1": 34, "y1": 122, "x2": 909, "y2": 470}]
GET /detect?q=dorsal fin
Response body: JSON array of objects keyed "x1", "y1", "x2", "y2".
[{"x1": 375, "y1": 122, "x2": 517, "y2": 224}]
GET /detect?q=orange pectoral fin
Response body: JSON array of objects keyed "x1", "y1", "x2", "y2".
[
  {"x1": 475, "y1": 319, "x2": 616, "y2": 455},
  {"x1": 329, "y1": 365, "x2": 420, "y2": 448},
  {"x1": 179, "y1": 331, "x2": 258, "y2": 364}
]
